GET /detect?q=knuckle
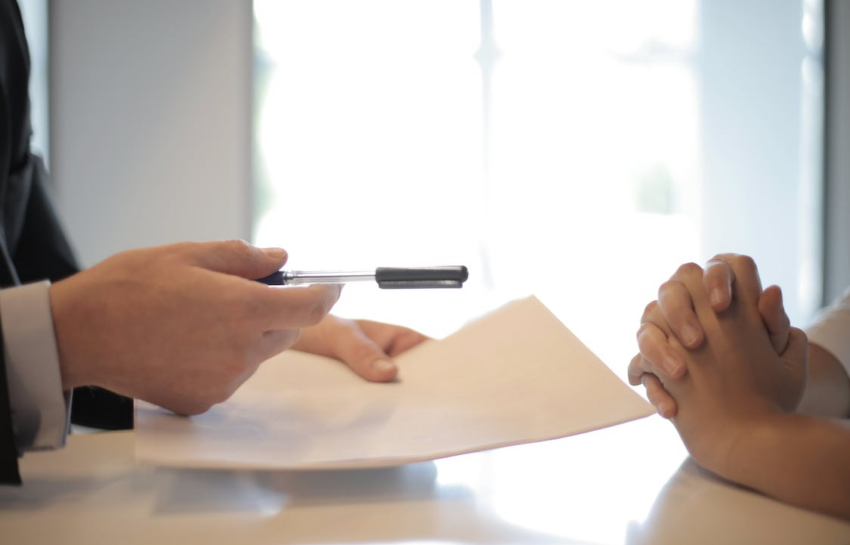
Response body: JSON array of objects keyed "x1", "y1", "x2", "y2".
[
  {"x1": 704, "y1": 259, "x2": 726, "y2": 279},
  {"x1": 641, "y1": 300, "x2": 659, "y2": 321},
  {"x1": 224, "y1": 239, "x2": 255, "y2": 259},
  {"x1": 736, "y1": 254, "x2": 758, "y2": 275},
  {"x1": 635, "y1": 325, "x2": 660, "y2": 356},
  {"x1": 657, "y1": 279, "x2": 681, "y2": 298},
  {"x1": 713, "y1": 252, "x2": 738, "y2": 263},
  {"x1": 706, "y1": 254, "x2": 732, "y2": 271},
  {"x1": 675, "y1": 262, "x2": 703, "y2": 279},
  {"x1": 168, "y1": 241, "x2": 199, "y2": 257}
]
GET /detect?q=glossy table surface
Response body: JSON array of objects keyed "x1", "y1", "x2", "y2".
[{"x1": 1, "y1": 416, "x2": 848, "y2": 544}]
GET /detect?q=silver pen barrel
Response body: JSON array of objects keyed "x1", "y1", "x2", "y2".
[{"x1": 282, "y1": 270, "x2": 376, "y2": 285}]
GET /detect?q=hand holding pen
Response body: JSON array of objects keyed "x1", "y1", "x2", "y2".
[
  {"x1": 256, "y1": 266, "x2": 469, "y2": 289},
  {"x1": 48, "y1": 239, "x2": 464, "y2": 421}
]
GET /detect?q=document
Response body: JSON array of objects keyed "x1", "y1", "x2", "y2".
[{"x1": 135, "y1": 296, "x2": 654, "y2": 469}]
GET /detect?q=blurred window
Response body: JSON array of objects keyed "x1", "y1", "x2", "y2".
[{"x1": 253, "y1": 0, "x2": 823, "y2": 370}]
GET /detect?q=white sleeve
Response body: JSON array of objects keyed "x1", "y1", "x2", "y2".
[
  {"x1": 0, "y1": 281, "x2": 71, "y2": 452},
  {"x1": 805, "y1": 286, "x2": 850, "y2": 380}
]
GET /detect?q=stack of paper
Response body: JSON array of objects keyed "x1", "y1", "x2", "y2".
[{"x1": 135, "y1": 296, "x2": 653, "y2": 469}]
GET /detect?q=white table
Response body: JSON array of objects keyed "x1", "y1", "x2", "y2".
[{"x1": 1, "y1": 416, "x2": 848, "y2": 544}]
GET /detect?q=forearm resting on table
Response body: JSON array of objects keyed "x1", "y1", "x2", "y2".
[
  {"x1": 797, "y1": 343, "x2": 850, "y2": 418},
  {"x1": 724, "y1": 413, "x2": 850, "y2": 521}
]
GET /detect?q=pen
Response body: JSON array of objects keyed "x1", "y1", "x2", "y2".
[{"x1": 256, "y1": 266, "x2": 469, "y2": 289}]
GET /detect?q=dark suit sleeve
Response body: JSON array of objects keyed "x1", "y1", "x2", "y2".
[
  {"x1": 0, "y1": 326, "x2": 21, "y2": 485},
  {"x1": 12, "y1": 158, "x2": 133, "y2": 431},
  {"x1": 0, "y1": 0, "x2": 23, "y2": 485},
  {"x1": 0, "y1": 156, "x2": 131, "y2": 486},
  {"x1": 12, "y1": 156, "x2": 78, "y2": 284},
  {"x1": 0, "y1": 155, "x2": 75, "y2": 485}
]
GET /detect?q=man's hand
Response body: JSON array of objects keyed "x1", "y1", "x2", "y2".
[
  {"x1": 629, "y1": 253, "x2": 792, "y2": 417},
  {"x1": 50, "y1": 240, "x2": 341, "y2": 415},
  {"x1": 293, "y1": 316, "x2": 429, "y2": 381}
]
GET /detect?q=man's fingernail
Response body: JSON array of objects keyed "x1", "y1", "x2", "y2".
[
  {"x1": 263, "y1": 247, "x2": 287, "y2": 260},
  {"x1": 372, "y1": 359, "x2": 396, "y2": 374},
  {"x1": 681, "y1": 325, "x2": 700, "y2": 347},
  {"x1": 657, "y1": 403, "x2": 670, "y2": 418}
]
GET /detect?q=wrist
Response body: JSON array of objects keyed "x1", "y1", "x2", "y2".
[
  {"x1": 680, "y1": 400, "x2": 784, "y2": 479},
  {"x1": 49, "y1": 278, "x2": 90, "y2": 389},
  {"x1": 714, "y1": 410, "x2": 789, "y2": 484}
]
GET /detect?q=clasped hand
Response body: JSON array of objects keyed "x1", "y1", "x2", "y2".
[{"x1": 629, "y1": 254, "x2": 807, "y2": 473}]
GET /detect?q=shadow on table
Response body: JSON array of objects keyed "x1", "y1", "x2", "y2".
[
  {"x1": 149, "y1": 461, "x2": 577, "y2": 544},
  {"x1": 150, "y1": 461, "x2": 454, "y2": 516}
]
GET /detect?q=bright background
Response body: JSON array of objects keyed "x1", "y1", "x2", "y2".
[
  {"x1": 21, "y1": 2, "x2": 843, "y2": 540},
  {"x1": 252, "y1": 0, "x2": 824, "y2": 373}
]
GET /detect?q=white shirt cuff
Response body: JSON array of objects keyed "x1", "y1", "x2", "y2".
[{"x1": 0, "y1": 281, "x2": 70, "y2": 452}]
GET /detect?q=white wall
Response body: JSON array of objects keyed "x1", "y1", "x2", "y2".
[
  {"x1": 697, "y1": 0, "x2": 821, "y2": 323},
  {"x1": 49, "y1": 0, "x2": 252, "y2": 267}
]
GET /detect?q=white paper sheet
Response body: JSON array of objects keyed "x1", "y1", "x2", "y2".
[{"x1": 135, "y1": 296, "x2": 654, "y2": 469}]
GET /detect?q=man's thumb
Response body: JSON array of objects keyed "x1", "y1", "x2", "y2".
[{"x1": 189, "y1": 240, "x2": 288, "y2": 279}]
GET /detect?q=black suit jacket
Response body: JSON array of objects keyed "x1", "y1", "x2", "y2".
[{"x1": 1, "y1": 0, "x2": 131, "y2": 485}]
